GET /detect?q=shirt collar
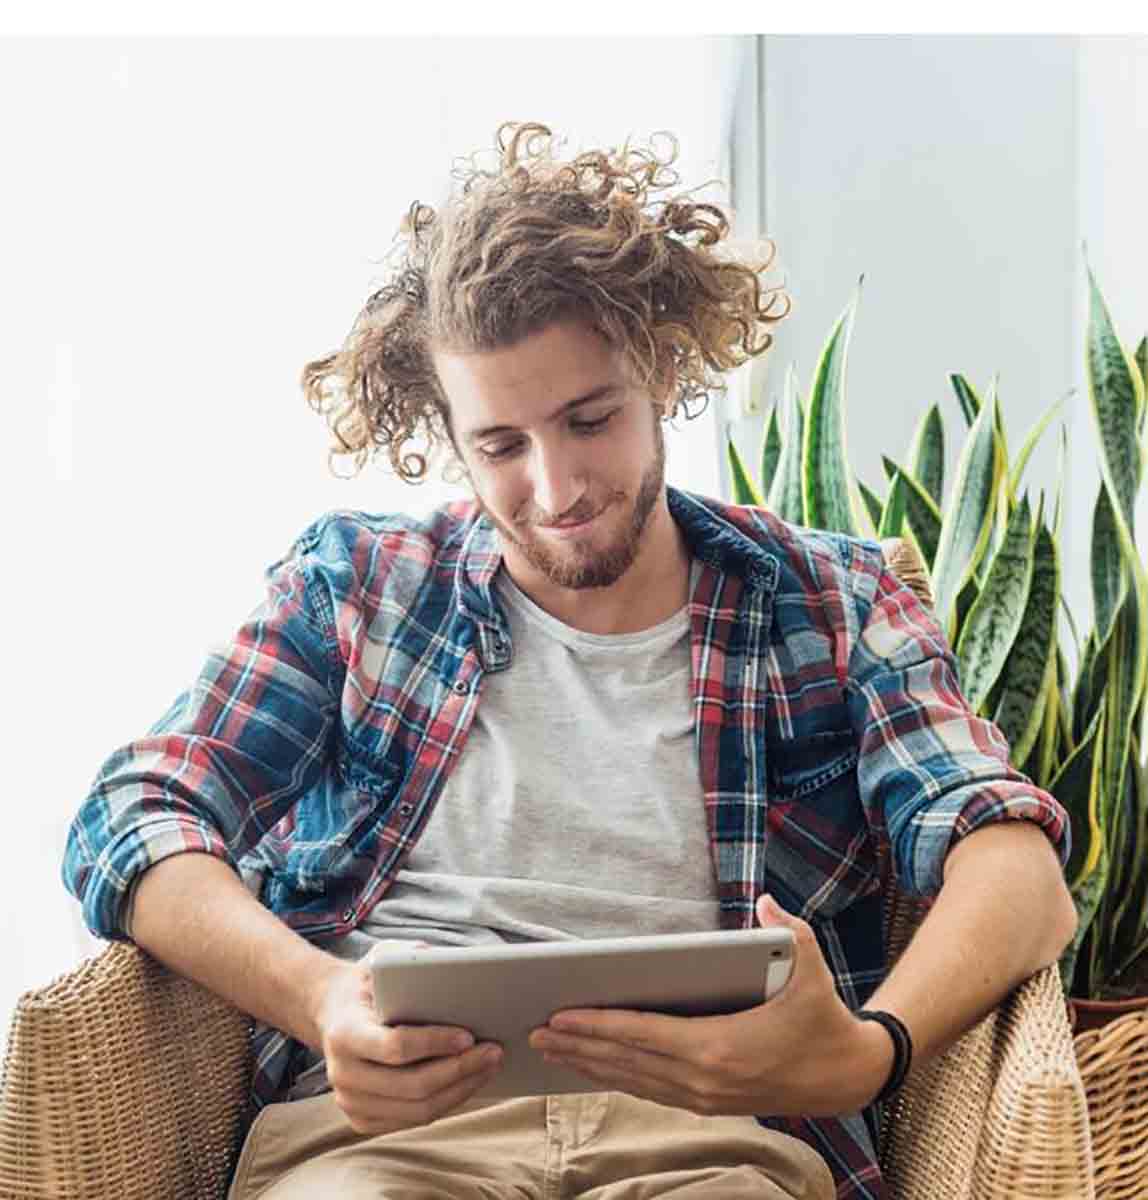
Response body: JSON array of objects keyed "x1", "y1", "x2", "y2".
[{"x1": 454, "y1": 485, "x2": 780, "y2": 630}]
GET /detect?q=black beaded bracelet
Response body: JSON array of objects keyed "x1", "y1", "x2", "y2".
[{"x1": 856, "y1": 1009, "x2": 913, "y2": 1104}]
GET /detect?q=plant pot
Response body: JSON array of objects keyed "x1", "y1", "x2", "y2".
[
  {"x1": 1068, "y1": 996, "x2": 1148, "y2": 1200},
  {"x1": 1068, "y1": 992, "x2": 1148, "y2": 1034}
]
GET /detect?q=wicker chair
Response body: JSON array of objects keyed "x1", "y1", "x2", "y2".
[{"x1": 0, "y1": 538, "x2": 1096, "y2": 1199}]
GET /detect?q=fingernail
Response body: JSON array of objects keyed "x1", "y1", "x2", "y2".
[{"x1": 482, "y1": 1046, "x2": 502, "y2": 1066}]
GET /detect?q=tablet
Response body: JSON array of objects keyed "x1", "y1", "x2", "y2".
[{"x1": 369, "y1": 928, "x2": 795, "y2": 1100}]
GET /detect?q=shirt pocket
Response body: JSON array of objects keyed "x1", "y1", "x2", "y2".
[
  {"x1": 763, "y1": 728, "x2": 876, "y2": 918},
  {"x1": 768, "y1": 729, "x2": 859, "y2": 800},
  {"x1": 259, "y1": 743, "x2": 400, "y2": 894}
]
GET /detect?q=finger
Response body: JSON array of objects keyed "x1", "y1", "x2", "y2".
[
  {"x1": 538, "y1": 1030, "x2": 704, "y2": 1097},
  {"x1": 336, "y1": 1054, "x2": 502, "y2": 1133},
  {"x1": 338, "y1": 1021, "x2": 477, "y2": 1067},
  {"x1": 332, "y1": 1041, "x2": 501, "y2": 1102},
  {"x1": 543, "y1": 1007, "x2": 713, "y2": 1059},
  {"x1": 541, "y1": 1052, "x2": 691, "y2": 1112}
]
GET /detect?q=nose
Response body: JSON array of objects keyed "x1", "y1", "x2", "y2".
[{"x1": 529, "y1": 438, "x2": 587, "y2": 522}]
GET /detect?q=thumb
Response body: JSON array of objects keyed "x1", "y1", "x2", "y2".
[
  {"x1": 756, "y1": 892, "x2": 799, "y2": 929},
  {"x1": 755, "y1": 893, "x2": 831, "y2": 993}
]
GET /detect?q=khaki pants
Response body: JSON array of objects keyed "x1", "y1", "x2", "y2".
[{"x1": 227, "y1": 1091, "x2": 835, "y2": 1199}]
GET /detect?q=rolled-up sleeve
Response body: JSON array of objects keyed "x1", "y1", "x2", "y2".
[
  {"x1": 62, "y1": 522, "x2": 342, "y2": 941},
  {"x1": 844, "y1": 563, "x2": 1070, "y2": 898}
]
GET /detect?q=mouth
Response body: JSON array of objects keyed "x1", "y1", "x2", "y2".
[{"x1": 538, "y1": 508, "x2": 603, "y2": 537}]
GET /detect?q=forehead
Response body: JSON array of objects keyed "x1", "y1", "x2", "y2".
[{"x1": 432, "y1": 320, "x2": 626, "y2": 434}]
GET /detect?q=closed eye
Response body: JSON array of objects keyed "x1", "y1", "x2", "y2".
[
  {"x1": 477, "y1": 409, "x2": 618, "y2": 463},
  {"x1": 478, "y1": 439, "x2": 525, "y2": 463},
  {"x1": 570, "y1": 411, "x2": 616, "y2": 435}
]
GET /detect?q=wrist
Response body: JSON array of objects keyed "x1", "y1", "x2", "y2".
[
  {"x1": 303, "y1": 952, "x2": 354, "y2": 1050},
  {"x1": 854, "y1": 1009, "x2": 914, "y2": 1106},
  {"x1": 849, "y1": 1014, "x2": 897, "y2": 1110}
]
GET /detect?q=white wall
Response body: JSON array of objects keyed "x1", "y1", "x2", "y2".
[
  {"x1": 729, "y1": 34, "x2": 1083, "y2": 603},
  {"x1": 1072, "y1": 36, "x2": 1148, "y2": 642},
  {"x1": 1, "y1": 35, "x2": 739, "y2": 1035}
]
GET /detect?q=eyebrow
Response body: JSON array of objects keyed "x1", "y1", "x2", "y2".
[{"x1": 463, "y1": 384, "x2": 619, "y2": 446}]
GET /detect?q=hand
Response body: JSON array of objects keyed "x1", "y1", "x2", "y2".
[
  {"x1": 315, "y1": 950, "x2": 503, "y2": 1134},
  {"x1": 528, "y1": 896, "x2": 893, "y2": 1118}
]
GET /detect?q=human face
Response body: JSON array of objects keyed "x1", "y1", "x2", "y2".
[{"x1": 434, "y1": 320, "x2": 670, "y2": 593}]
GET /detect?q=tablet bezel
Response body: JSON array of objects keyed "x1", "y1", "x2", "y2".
[{"x1": 369, "y1": 928, "x2": 796, "y2": 1100}]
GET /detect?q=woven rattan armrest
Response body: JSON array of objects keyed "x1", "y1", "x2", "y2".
[
  {"x1": 0, "y1": 941, "x2": 252, "y2": 1200},
  {"x1": 880, "y1": 963, "x2": 1094, "y2": 1200}
]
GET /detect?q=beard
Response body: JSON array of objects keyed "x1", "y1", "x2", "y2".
[{"x1": 479, "y1": 423, "x2": 666, "y2": 591}]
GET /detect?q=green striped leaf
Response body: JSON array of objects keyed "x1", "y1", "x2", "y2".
[
  {"x1": 1055, "y1": 701, "x2": 1108, "y2": 996},
  {"x1": 976, "y1": 460, "x2": 1012, "y2": 589},
  {"x1": 1065, "y1": 845, "x2": 1109, "y2": 997},
  {"x1": 1020, "y1": 653, "x2": 1059, "y2": 788},
  {"x1": 1087, "y1": 263, "x2": 1144, "y2": 537},
  {"x1": 1109, "y1": 741, "x2": 1148, "y2": 979},
  {"x1": 1008, "y1": 394, "x2": 1066, "y2": 503},
  {"x1": 1135, "y1": 335, "x2": 1147, "y2": 434},
  {"x1": 727, "y1": 434, "x2": 764, "y2": 506},
  {"x1": 991, "y1": 516, "x2": 1059, "y2": 766},
  {"x1": 932, "y1": 389, "x2": 1003, "y2": 639},
  {"x1": 803, "y1": 282, "x2": 863, "y2": 535},
  {"x1": 955, "y1": 495, "x2": 1035, "y2": 713},
  {"x1": 857, "y1": 478, "x2": 884, "y2": 535},
  {"x1": 1086, "y1": 263, "x2": 1148, "y2": 818},
  {"x1": 907, "y1": 404, "x2": 945, "y2": 507},
  {"x1": 955, "y1": 577, "x2": 980, "y2": 637},
  {"x1": 1098, "y1": 749, "x2": 1138, "y2": 977},
  {"x1": 1091, "y1": 483, "x2": 1126, "y2": 653},
  {"x1": 1056, "y1": 643, "x2": 1075, "y2": 763},
  {"x1": 951, "y1": 373, "x2": 981, "y2": 428},
  {"x1": 1060, "y1": 593, "x2": 1082, "y2": 666},
  {"x1": 878, "y1": 470, "x2": 909, "y2": 539},
  {"x1": 1036, "y1": 653, "x2": 1062, "y2": 788},
  {"x1": 881, "y1": 455, "x2": 943, "y2": 568},
  {"x1": 1073, "y1": 632, "x2": 1097, "y2": 745},
  {"x1": 988, "y1": 376, "x2": 1011, "y2": 491},
  {"x1": 1053, "y1": 423, "x2": 1068, "y2": 542},
  {"x1": 1111, "y1": 744, "x2": 1148, "y2": 979},
  {"x1": 1088, "y1": 637, "x2": 1112, "y2": 733},
  {"x1": 760, "y1": 405, "x2": 782, "y2": 499},
  {"x1": 1101, "y1": 589, "x2": 1144, "y2": 907},
  {"x1": 767, "y1": 363, "x2": 806, "y2": 524},
  {"x1": 1055, "y1": 701, "x2": 1106, "y2": 889}
]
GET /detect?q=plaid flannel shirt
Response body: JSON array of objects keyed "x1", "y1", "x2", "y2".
[{"x1": 63, "y1": 486, "x2": 1069, "y2": 1200}]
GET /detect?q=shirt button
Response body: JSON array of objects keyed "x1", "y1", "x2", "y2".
[
  {"x1": 341, "y1": 908, "x2": 354, "y2": 922},
  {"x1": 453, "y1": 679, "x2": 469, "y2": 694},
  {"x1": 398, "y1": 803, "x2": 414, "y2": 816}
]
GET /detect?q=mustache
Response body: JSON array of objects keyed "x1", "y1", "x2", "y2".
[{"x1": 518, "y1": 494, "x2": 619, "y2": 528}]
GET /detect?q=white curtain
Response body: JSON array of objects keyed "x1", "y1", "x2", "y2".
[{"x1": 0, "y1": 36, "x2": 744, "y2": 1034}]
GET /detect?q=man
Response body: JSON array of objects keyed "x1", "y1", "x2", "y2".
[{"x1": 64, "y1": 122, "x2": 1076, "y2": 1200}]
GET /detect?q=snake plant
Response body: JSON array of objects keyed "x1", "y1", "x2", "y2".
[{"x1": 727, "y1": 266, "x2": 1148, "y2": 1000}]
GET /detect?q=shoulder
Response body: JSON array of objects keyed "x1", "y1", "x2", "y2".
[
  {"x1": 686, "y1": 491, "x2": 887, "y2": 613},
  {"x1": 274, "y1": 499, "x2": 481, "y2": 608}
]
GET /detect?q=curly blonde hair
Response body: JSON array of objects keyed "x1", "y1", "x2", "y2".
[{"x1": 301, "y1": 121, "x2": 789, "y2": 482}]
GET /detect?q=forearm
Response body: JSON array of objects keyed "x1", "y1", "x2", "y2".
[
  {"x1": 130, "y1": 850, "x2": 344, "y2": 1051},
  {"x1": 866, "y1": 821, "x2": 1077, "y2": 1065}
]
